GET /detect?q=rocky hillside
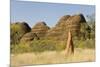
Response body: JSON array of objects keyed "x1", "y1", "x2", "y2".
[
  {"x1": 11, "y1": 14, "x2": 91, "y2": 44},
  {"x1": 20, "y1": 32, "x2": 40, "y2": 43},
  {"x1": 20, "y1": 21, "x2": 50, "y2": 43},
  {"x1": 32, "y1": 21, "x2": 50, "y2": 38},
  {"x1": 46, "y1": 14, "x2": 91, "y2": 40}
]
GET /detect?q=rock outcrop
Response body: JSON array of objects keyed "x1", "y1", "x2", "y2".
[
  {"x1": 19, "y1": 21, "x2": 50, "y2": 43},
  {"x1": 11, "y1": 14, "x2": 91, "y2": 44},
  {"x1": 20, "y1": 32, "x2": 39, "y2": 43},
  {"x1": 11, "y1": 22, "x2": 31, "y2": 44},
  {"x1": 46, "y1": 14, "x2": 91, "y2": 40},
  {"x1": 46, "y1": 15, "x2": 70, "y2": 40},
  {"x1": 32, "y1": 21, "x2": 50, "y2": 39}
]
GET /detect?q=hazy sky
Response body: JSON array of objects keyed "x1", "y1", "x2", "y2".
[{"x1": 11, "y1": 0, "x2": 95, "y2": 27}]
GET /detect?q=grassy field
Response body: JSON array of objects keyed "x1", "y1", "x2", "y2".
[{"x1": 10, "y1": 48, "x2": 95, "y2": 67}]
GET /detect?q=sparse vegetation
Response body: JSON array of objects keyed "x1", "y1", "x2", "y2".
[
  {"x1": 11, "y1": 40, "x2": 66, "y2": 53},
  {"x1": 11, "y1": 48, "x2": 95, "y2": 67},
  {"x1": 11, "y1": 39, "x2": 95, "y2": 54},
  {"x1": 10, "y1": 13, "x2": 95, "y2": 66},
  {"x1": 74, "y1": 39, "x2": 95, "y2": 49}
]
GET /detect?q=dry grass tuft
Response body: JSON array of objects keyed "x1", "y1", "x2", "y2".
[{"x1": 10, "y1": 48, "x2": 95, "y2": 67}]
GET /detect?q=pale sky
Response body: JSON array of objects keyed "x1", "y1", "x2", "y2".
[{"x1": 11, "y1": 0, "x2": 95, "y2": 27}]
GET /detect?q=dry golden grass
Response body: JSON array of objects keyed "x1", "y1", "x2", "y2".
[{"x1": 10, "y1": 48, "x2": 95, "y2": 67}]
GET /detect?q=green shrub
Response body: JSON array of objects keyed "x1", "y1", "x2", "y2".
[
  {"x1": 11, "y1": 40, "x2": 66, "y2": 53},
  {"x1": 10, "y1": 22, "x2": 31, "y2": 44},
  {"x1": 11, "y1": 43, "x2": 33, "y2": 53},
  {"x1": 11, "y1": 39, "x2": 95, "y2": 54},
  {"x1": 30, "y1": 40, "x2": 66, "y2": 52},
  {"x1": 74, "y1": 39, "x2": 95, "y2": 49}
]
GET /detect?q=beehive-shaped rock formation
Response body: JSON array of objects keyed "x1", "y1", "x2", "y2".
[
  {"x1": 32, "y1": 21, "x2": 50, "y2": 39},
  {"x1": 46, "y1": 14, "x2": 90, "y2": 40},
  {"x1": 46, "y1": 15, "x2": 70, "y2": 40}
]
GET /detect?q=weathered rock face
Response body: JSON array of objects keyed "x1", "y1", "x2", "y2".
[
  {"x1": 46, "y1": 15, "x2": 70, "y2": 40},
  {"x1": 11, "y1": 22, "x2": 31, "y2": 44},
  {"x1": 11, "y1": 14, "x2": 91, "y2": 44},
  {"x1": 65, "y1": 14, "x2": 86, "y2": 36},
  {"x1": 56, "y1": 15, "x2": 70, "y2": 27},
  {"x1": 46, "y1": 14, "x2": 91, "y2": 40},
  {"x1": 20, "y1": 32, "x2": 39, "y2": 43},
  {"x1": 11, "y1": 22, "x2": 31, "y2": 35},
  {"x1": 32, "y1": 21, "x2": 50, "y2": 39},
  {"x1": 20, "y1": 22, "x2": 31, "y2": 32}
]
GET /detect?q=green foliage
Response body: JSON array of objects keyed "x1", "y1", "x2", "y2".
[
  {"x1": 30, "y1": 40, "x2": 56, "y2": 52},
  {"x1": 79, "y1": 23, "x2": 92, "y2": 40},
  {"x1": 11, "y1": 40, "x2": 66, "y2": 54},
  {"x1": 74, "y1": 39, "x2": 95, "y2": 49},
  {"x1": 11, "y1": 39, "x2": 95, "y2": 54},
  {"x1": 87, "y1": 14, "x2": 95, "y2": 39},
  {"x1": 10, "y1": 22, "x2": 31, "y2": 44},
  {"x1": 11, "y1": 43, "x2": 32, "y2": 53}
]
